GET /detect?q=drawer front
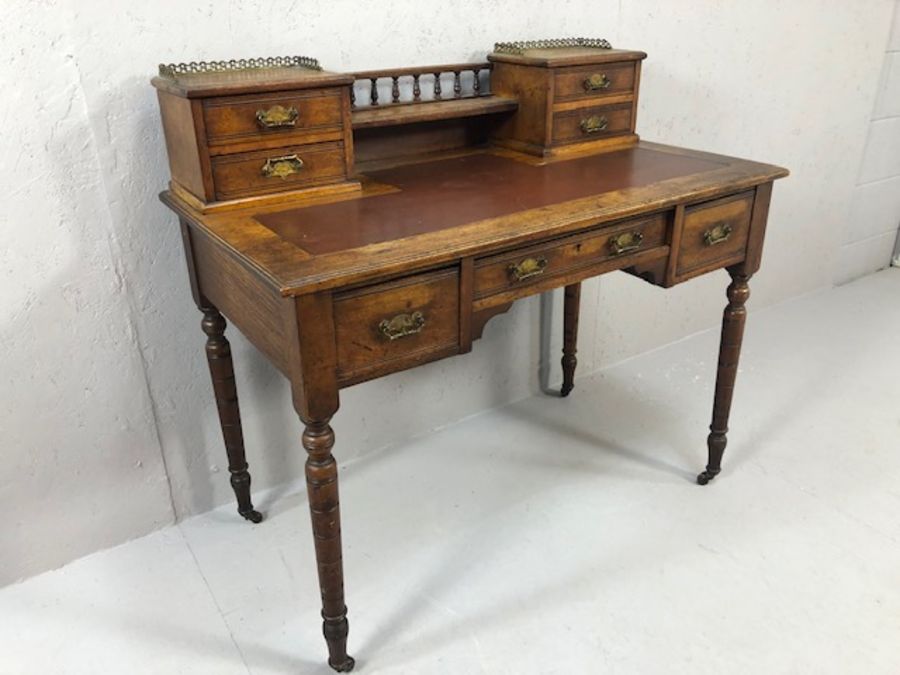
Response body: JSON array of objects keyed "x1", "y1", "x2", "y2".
[
  {"x1": 554, "y1": 63, "x2": 636, "y2": 102},
  {"x1": 474, "y1": 213, "x2": 668, "y2": 299},
  {"x1": 211, "y1": 141, "x2": 347, "y2": 200},
  {"x1": 676, "y1": 191, "x2": 754, "y2": 277},
  {"x1": 551, "y1": 103, "x2": 632, "y2": 146},
  {"x1": 334, "y1": 269, "x2": 460, "y2": 384},
  {"x1": 203, "y1": 89, "x2": 343, "y2": 148}
]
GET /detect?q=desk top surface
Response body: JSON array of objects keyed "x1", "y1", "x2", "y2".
[{"x1": 164, "y1": 142, "x2": 787, "y2": 295}]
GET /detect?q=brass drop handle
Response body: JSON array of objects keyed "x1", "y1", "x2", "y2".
[
  {"x1": 261, "y1": 154, "x2": 305, "y2": 179},
  {"x1": 508, "y1": 256, "x2": 548, "y2": 282},
  {"x1": 583, "y1": 73, "x2": 611, "y2": 91},
  {"x1": 703, "y1": 222, "x2": 733, "y2": 246},
  {"x1": 256, "y1": 104, "x2": 299, "y2": 128},
  {"x1": 379, "y1": 311, "x2": 426, "y2": 341},
  {"x1": 580, "y1": 115, "x2": 608, "y2": 134},
  {"x1": 609, "y1": 231, "x2": 644, "y2": 256}
]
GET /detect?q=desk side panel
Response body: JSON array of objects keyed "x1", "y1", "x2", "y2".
[{"x1": 187, "y1": 224, "x2": 290, "y2": 375}]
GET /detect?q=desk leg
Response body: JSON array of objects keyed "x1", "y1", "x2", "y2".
[
  {"x1": 698, "y1": 269, "x2": 751, "y2": 485},
  {"x1": 201, "y1": 307, "x2": 263, "y2": 523},
  {"x1": 302, "y1": 419, "x2": 354, "y2": 673},
  {"x1": 560, "y1": 282, "x2": 581, "y2": 397}
]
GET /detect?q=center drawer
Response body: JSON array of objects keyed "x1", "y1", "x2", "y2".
[
  {"x1": 474, "y1": 213, "x2": 668, "y2": 299},
  {"x1": 333, "y1": 269, "x2": 460, "y2": 385}
]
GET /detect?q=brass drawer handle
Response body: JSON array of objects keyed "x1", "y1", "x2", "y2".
[
  {"x1": 583, "y1": 73, "x2": 611, "y2": 91},
  {"x1": 609, "y1": 231, "x2": 644, "y2": 256},
  {"x1": 256, "y1": 104, "x2": 299, "y2": 128},
  {"x1": 703, "y1": 223, "x2": 733, "y2": 246},
  {"x1": 580, "y1": 115, "x2": 608, "y2": 134},
  {"x1": 508, "y1": 256, "x2": 548, "y2": 282},
  {"x1": 379, "y1": 311, "x2": 426, "y2": 341},
  {"x1": 261, "y1": 154, "x2": 304, "y2": 179}
]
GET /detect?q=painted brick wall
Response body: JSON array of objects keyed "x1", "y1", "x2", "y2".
[{"x1": 836, "y1": 0, "x2": 900, "y2": 282}]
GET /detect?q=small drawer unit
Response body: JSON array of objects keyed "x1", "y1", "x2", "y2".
[
  {"x1": 152, "y1": 55, "x2": 358, "y2": 211},
  {"x1": 488, "y1": 38, "x2": 646, "y2": 157},
  {"x1": 333, "y1": 269, "x2": 460, "y2": 386}
]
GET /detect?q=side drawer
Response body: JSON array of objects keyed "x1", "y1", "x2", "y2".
[
  {"x1": 551, "y1": 103, "x2": 632, "y2": 146},
  {"x1": 334, "y1": 269, "x2": 460, "y2": 385},
  {"x1": 675, "y1": 191, "x2": 754, "y2": 277},
  {"x1": 211, "y1": 141, "x2": 347, "y2": 200},
  {"x1": 474, "y1": 213, "x2": 668, "y2": 299},
  {"x1": 203, "y1": 89, "x2": 344, "y2": 150},
  {"x1": 553, "y1": 62, "x2": 636, "y2": 103}
]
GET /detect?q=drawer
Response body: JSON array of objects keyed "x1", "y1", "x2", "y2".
[
  {"x1": 474, "y1": 213, "x2": 668, "y2": 299},
  {"x1": 203, "y1": 89, "x2": 343, "y2": 148},
  {"x1": 211, "y1": 141, "x2": 347, "y2": 200},
  {"x1": 675, "y1": 191, "x2": 754, "y2": 277},
  {"x1": 551, "y1": 103, "x2": 632, "y2": 146},
  {"x1": 554, "y1": 62, "x2": 636, "y2": 102},
  {"x1": 334, "y1": 269, "x2": 460, "y2": 384}
]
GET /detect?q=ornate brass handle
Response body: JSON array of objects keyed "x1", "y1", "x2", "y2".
[
  {"x1": 580, "y1": 115, "x2": 608, "y2": 134},
  {"x1": 379, "y1": 311, "x2": 426, "y2": 341},
  {"x1": 583, "y1": 73, "x2": 611, "y2": 91},
  {"x1": 508, "y1": 256, "x2": 548, "y2": 282},
  {"x1": 261, "y1": 154, "x2": 304, "y2": 179},
  {"x1": 255, "y1": 104, "x2": 299, "y2": 128},
  {"x1": 609, "y1": 231, "x2": 644, "y2": 256},
  {"x1": 703, "y1": 222, "x2": 733, "y2": 246}
]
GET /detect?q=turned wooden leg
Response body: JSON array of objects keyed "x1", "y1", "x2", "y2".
[
  {"x1": 560, "y1": 282, "x2": 581, "y2": 397},
  {"x1": 698, "y1": 269, "x2": 751, "y2": 485},
  {"x1": 201, "y1": 307, "x2": 263, "y2": 523},
  {"x1": 302, "y1": 419, "x2": 354, "y2": 672}
]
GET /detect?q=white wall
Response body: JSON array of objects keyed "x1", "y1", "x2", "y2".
[
  {"x1": 836, "y1": 0, "x2": 900, "y2": 283},
  {"x1": 1, "y1": 0, "x2": 896, "y2": 585}
]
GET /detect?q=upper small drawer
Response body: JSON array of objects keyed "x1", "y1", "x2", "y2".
[
  {"x1": 675, "y1": 191, "x2": 754, "y2": 277},
  {"x1": 203, "y1": 89, "x2": 344, "y2": 149},
  {"x1": 554, "y1": 62, "x2": 636, "y2": 102}
]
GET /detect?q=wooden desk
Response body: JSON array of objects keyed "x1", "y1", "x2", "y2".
[{"x1": 154, "y1": 44, "x2": 787, "y2": 671}]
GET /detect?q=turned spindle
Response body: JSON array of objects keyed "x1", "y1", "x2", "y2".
[
  {"x1": 369, "y1": 77, "x2": 378, "y2": 106},
  {"x1": 433, "y1": 72, "x2": 442, "y2": 99},
  {"x1": 453, "y1": 70, "x2": 462, "y2": 98},
  {"x1": 391, "y1": 76, "x2": 400, "y2": 103}
]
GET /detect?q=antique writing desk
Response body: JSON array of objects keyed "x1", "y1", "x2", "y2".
[{"x1": 153, "y1": 41, "x2": 787, "y2": 671}]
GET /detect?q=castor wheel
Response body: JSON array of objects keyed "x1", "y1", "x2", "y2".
[
  {"x1": 240, "y1": 508, "x2": 264, "y2": 523},
  {"x1": 329, "y1": 656, "x2": 356, "y2": 672},
  {"x1": 696, "y1": 469, "x2": 719, "y2": 485}
]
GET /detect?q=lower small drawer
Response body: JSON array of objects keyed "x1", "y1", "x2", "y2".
[
  {"x1": 551, "y1": 103, "x2": 632, "y2": 146},
  {"x1": 675, "y1": 191, "x2": 754, "y2": 277},
  {"x1": 211, "y1": 141, "x2": 347, "y2": 200},
  {"x1": 334, "y1": 269, "x2": 460, "y2": 385}
]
